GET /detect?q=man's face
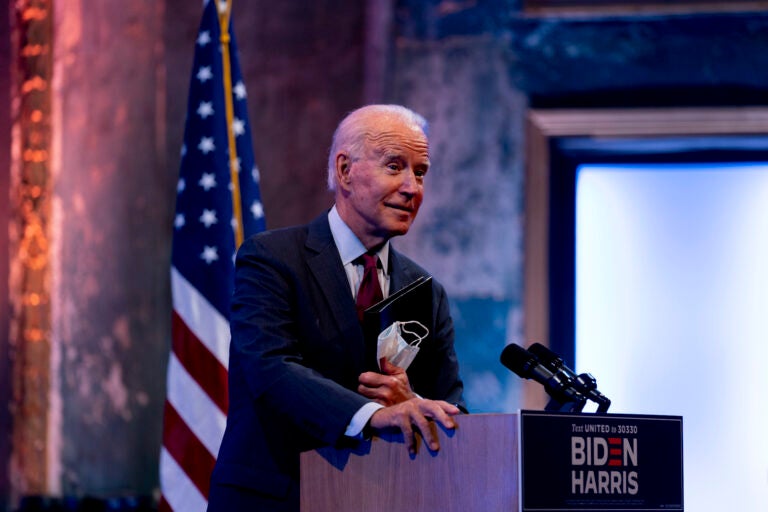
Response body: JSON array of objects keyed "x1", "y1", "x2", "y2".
[{"x1": 337, "y1": 118, "x2": 430, "y2": 248}]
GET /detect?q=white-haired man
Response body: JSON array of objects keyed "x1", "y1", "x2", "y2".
[{"x1": 208, "y1": 105, "x2": 465, "y2": 512}]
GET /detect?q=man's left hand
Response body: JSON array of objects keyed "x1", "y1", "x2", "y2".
[{"x1": 357, "y1": 358, "x2": 416, "y2": 406}]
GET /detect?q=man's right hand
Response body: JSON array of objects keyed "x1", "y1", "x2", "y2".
[
  {"x1": 368, "y1": 398, "x2": 459, "y2": 455},
  {"x1": 357, "y1": 358, "x2": 416, "y2": 406}
]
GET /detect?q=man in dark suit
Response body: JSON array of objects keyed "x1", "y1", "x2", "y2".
[{"x1": 207, "y1": 104, "x2": 465, "y2": 511}]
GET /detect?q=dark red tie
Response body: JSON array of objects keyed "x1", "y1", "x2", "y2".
[{"x1": 355, "y1": 252, "x2": 383, "y2": 321}]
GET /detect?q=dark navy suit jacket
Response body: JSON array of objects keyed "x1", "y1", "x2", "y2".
[{"x1": 207, "y1": 212, "x2": 465, "y2": 511}]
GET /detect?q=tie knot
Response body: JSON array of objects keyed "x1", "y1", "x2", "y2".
[{"x1": 358, "y1": 252, "x2": 379, "y2": 270}]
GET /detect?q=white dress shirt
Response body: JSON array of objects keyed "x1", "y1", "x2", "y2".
[{"x1": 327, "y1": 206, "x2": 389, "y2": 437}]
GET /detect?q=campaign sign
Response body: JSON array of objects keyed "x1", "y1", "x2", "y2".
[{"x1": 519, "y1": 410, "x2": 683, "y2": 511}]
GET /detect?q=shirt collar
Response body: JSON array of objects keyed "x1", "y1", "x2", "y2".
[{"x1": 328, "y1": 205, "x2": 390, "y2": 274}]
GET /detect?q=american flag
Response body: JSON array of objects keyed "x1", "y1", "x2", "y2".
[{"x1": 159, "y1": 1, "x2": 265, "y2": 511}]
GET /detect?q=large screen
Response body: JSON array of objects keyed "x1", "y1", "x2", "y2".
[{"x1": 575, "y1": 162, "x2": 768, "y2": 511}]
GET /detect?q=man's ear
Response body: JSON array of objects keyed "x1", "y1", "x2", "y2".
[{"x1": 335, "y1": 153, "x2": 352, "y2": 189}]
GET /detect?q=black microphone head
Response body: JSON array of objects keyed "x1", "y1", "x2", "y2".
[
  {"x1": 500, "y1": 343, "x2": 539, "y2": 379},
  {"x1": 575, "y1": 372, "x2": 597, "y2": 391},
  {"x1": 527, "y1": 342, "x2": 564, "y2": 370},
  {"x1": 501, "y1": 343, "x2": 588, "y2": 407}
]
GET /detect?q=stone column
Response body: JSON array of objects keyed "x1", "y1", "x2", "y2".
[{"x1": 8, "y1": 0, "x2": 54, "y2": 502}]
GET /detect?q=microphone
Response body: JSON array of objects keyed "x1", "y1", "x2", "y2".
[
  {"x1": 527, "y1": 342, "x2": 611, "y2": 412},
  {"x1": 500, "y1": 343, "x2": 586, "y2": 408}
]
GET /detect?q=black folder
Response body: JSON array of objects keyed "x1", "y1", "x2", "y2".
[{"x1": 361, "y1": 276, "x2": 433, "y2": 370}]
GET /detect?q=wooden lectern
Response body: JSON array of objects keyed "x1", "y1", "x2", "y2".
[
  {"x1": 300, "y1": 413, "x2": 518, "y2": 512},
  {"x1": 301, "y1": 411, "x2": 684, "y2": 512}
]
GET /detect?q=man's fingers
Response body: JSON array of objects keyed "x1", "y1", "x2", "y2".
[
  {"x1": 410, "y1": 411, "x2": 439, "y2": 452},
  {"x1": 359, "y1": 372, "x2": 400, "y2": 389},
  {"x1": 357, "y1": 383, "x2": 391, "y2": 405},
  {"x1": 368, "y1": 398, "x2": 460, "y2": 454},
  {"x1": 380, "y1": 357, "x2": 403, "y2": 375},
  {"x1": 414, "y1": 399, "x2": 459, "y2": 430},
  {"x1": 408, "y1": 401, "x2": 452, "y2": 452},
  {"x1": 358, "y1": 370, "x2": 415, "y2": 406},
  {"x1": 399, "y1": 418, "x2": 416, "y2": 455},
  {"x1": 358, "y1": 371, "x2": 382, "y2": 386}
]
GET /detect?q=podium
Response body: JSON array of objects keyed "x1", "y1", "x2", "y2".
[
  {"x1": 301, "y1": 413, "x2": 517, "y2": 511},
  {"x1": 300, "y1": 412, "x2": 683, "y2": 512}
]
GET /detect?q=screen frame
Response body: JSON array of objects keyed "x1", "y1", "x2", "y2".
[
  {"x1": 550, "y1": 136, "x2": 768, "y2": 363},
  {"x1": 523, "y1": 107, "x2": 768, "y2": 408}
]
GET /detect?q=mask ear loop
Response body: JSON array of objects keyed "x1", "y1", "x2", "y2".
[{"x1": 399, "y1": 320, "x2": 429, "y2": 348}]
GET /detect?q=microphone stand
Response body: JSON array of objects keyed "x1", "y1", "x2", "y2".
[{"x1": 545, "y1": 395, "x2": 587, "y2": 413}]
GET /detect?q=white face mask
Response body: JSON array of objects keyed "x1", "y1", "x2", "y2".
[{"x1": 376, "y1": 320, "x2": 429, "y2": 371}]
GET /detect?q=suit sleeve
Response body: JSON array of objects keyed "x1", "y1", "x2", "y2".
[
  {"x1": 228, "y1": 235, "x2": 369, "y2": 447},
  {"x1": 428, "y1": 280, "x2": 466, "y2": 410}
]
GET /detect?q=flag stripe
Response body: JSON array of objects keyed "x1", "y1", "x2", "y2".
[
  {"x1": 159, "y1": 446, "x2": 208, "y2": 512},
  {"x1": 162, "y1": 401, "x2": 216, "y2": 498},
  {"x1": 166, "y1": 353, "x2": 227, "y2": 457},
  {"x1": 171, "y1": 266, "x2": 230, "y2": 369},
  {"x1": 172, "y1": 310, "x2": 229, "y2": 412}
]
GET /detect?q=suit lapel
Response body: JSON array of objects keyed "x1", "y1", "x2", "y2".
[
  {"x1": 303, "y1": 215, "x2": 428, "y2": 372},
  {"x1": 388, "y1": 248, "x2": 422, "y2": 293},
  {"x1": 305, "y1": 213, "x2": 364, "y2": 344}
]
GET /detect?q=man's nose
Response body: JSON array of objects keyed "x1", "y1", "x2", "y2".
[{"x1": 399, "y1": 169, "x2": 420, "y2": 196}]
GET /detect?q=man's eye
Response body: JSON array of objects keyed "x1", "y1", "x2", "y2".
[{"x1": 387, "y1": 163, "x2": 400, "y2": 171}]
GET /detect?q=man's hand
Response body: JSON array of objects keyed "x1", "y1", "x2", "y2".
[
  {"x1": 358, "y1": 358, "x2": 416, "y2": 406},
  {"x1": 369, "y1": 397, "x2": 459, "y2": 455}
]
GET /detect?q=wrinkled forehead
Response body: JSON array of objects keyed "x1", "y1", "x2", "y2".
[{"x1": 362, "y1": 116, "x2": 430, "y2": 159}]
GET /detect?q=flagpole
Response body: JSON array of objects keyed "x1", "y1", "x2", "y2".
[{"x1": 218, "y1": 0, "x2": 245, "y2": 249}]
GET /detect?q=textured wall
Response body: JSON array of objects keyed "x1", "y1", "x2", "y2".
[
  {"x1": 391, "y1": 1, "x2": 530, "y2": 413},
  {"x1": 44, "y1": 0, "x2": 367, "y2": 500},
  {"x1": 232, "y1": 1, "x2": 367, "y2": 229},
  {"x1": 51, "y1": 1, "x2": 170, "y2": 495},
  {"x1": 390, "y1": 37, "x2": 528, "y2": 412},
  {"x1": 1, "y1": 0, "x2": 13, "y2": 508},
  {"x1": 46, "y1": 0, "x2": 367, "y2": 497},
  {"x1": 388, "y1": 1, "x2": 768, "y2": 412},
  {"x1": 505, "y1": 12, "x2": 768, "y2": 100}
]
